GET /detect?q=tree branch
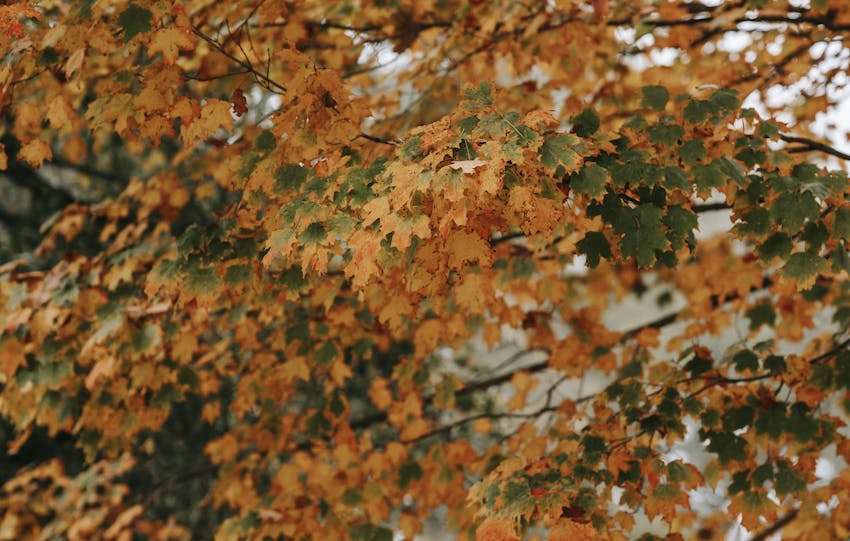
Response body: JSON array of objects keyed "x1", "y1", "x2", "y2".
[
  {"x1": 749, "y1": 509, "x2": 799, "y2": 541},
  {"x1": 779, "y1": 133, "x2": 850, "y2": 161}
]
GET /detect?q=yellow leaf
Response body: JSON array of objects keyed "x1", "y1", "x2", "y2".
[
  {"x1": 362, "y1": 196, "x2": 390, "y2": 227},
  {"x1": 382, "y1": 212, "x2": 431, "y2": 251},
  {"x1": 369, "y1": 378, "x2": 393, "y2": 410},
  {"x1": 446, "y1": 230, "x2": 493, "y2": 270},
  {"x1": 378, "y1": 295, "x2": 413, "y2": 334},
  {"x1": 149, "y1": 28, "x2": 195, "y2": 64},
  {"x1": 330, "y1": 359, "x2": 352, "y2": 386},
  {"x1": 47, "y1": 95, "x2": 74, "y2": 131},
  {"x1": 18, "y1": 138, "x2": 51, "y2": 167},
  {"x1": 85, "y1": 355, "x2": 116, "y2": 390},
  {"x1": 476, "y1": 518, "x2": 519, "y2": 541},
  {"x1": 171, "y1": 332, "x2": 197, "y2": 363},
  {"x1": 607, "y1": 447, "x2": 632, "y2": 479},
  {"x1": 64, "y1": 46, "x2": 85, "y2": 79},
  {"x1": 205, "y1": 433, "x2": 239, "y2": 464},
  {"x1": 549, "y1": 520, "x2": 598, "y2": 541},
  {"x1": 181, "y1": 99, "x2": 233, "y2": 147},
  {"x1": 455, "y1": 273, "x2": 487, "y2": 313},
  {"x1": 345, "y1": 229, "x2": 382, "y2": 288}
]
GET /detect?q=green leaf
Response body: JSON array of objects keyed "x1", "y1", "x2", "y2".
[
  {"x1": 755, "y1": 402, "x2": 788, "y2": 439},
  {"x1": 756, "y1": 121, "x2": 779, "y2": 138},
  {"x1": 723, "y1": 405, "x2": 754, "y2": 431},
  {"x1": 118, "y1": 4, "x2": 152, "y2": 42},
  {"x1": 641, "y1": 85, "x2": 669, "y2": 111},
  {"x1": 664, "y1": 205, "x2": 697, "y2": 251},
  {"x1": 458, "y1": 115, "x2": 479, "y2": 133},
  {"x1": 710, "y1": 88, "x2": 740, "y2": 112},
  {"x1": 746, "y1": 303, "x2": 775, "y2": 331},
  {"x1": 772, "y1": 191, "x2": 819, "y2": 233},
  {"x1": 757, "y1": 233, "x2": 792, "y2": 262},
  {"x1": 685, "y1": 355, "x2": 712, "y2": 376},
  {"x1": 255, "y1": 130, "x2": 276, "y2": 151},
  {"x1": 679, "y1": 140, "x2": 705, "y2": 165},
  {"x1": 571, "y1": 163, "x2": 608, "y2": 196},
  {"x1": 224, "y1": 264, "x2": 252, "y2": 285},
  {"x1": 186, "y1": 266, "x2": 220, "y2": 293},
  {"x1": 398, "y1": 461, "x2": 423, "y2": 489},
  {"x1": 649, "y1": 122, "x2": 684, "y2": 146},
  {"x1": 577, "y1": 231, "x2": 612, "y2": 268},
  {"x1": 716, "y1": 157, "x2": 745, "y2": 184},
  {"x1": 540, "y1": 134, "x2": 581, "y2": 171},
  {"x1": 752, "y1": 464, "x2": 774, "y2": 486},
  {"x1": 401, "y1": 136, "x2": 423, "y2": 160},
  {"x1": 620, "y1": 204, "x2": 668, "y2": 267},
  {"x1": 684, "y1": 99, "x2": 711, "y2": 124},
  {"x1": 299, "y1": 222, "x2": 327, "y2": 244},
  {"x1": 706, "y1": 430, "x2": 747, "y2": 463},
  {"x1": 582, "y1": 435, "x2": 606, "y2": 457},
  {"x1": 802, "y1": 221, "x2": 828, "y2": 252},
  {"x1": 764, "y1": 355, "x2": 786, "y2": 374},
  {"x1": 275, "y1": 164, "x2": 310, "y2": 192},
  {"x1": 464, "y1": 82, "x2": 493, "y2": 108},
  {"x1": 834, "y1": 208, "x2": 850, "y2": 239},
  {"x1": 315, "y1": 341, "x2": 338, "y2": 364},
  {"x1": 732, "y1": 350, "x2": 759, "y2": 372},
  {"x1": 571, "y1": 108, "x2": 599, "y2": 137},
  {"x1": 692, "y1": 162, "x2": 725, "y2": 191},
  {"x1": 739, "y1": 208, "x2": 771, "y2": 236},
  {"x1": 350, "y1": 524, "x2": 393, "y2": 541},
  {"x1": 782, "y1": 252, "x2": 826, "y2": 282},
  {"x1": 663, "y1": 166, "x2": 690, "y2": 190},
  {"x1": 729, "y1": 471, "x2": 750, "y2": 495},
  {"x1": 832, "y1": 245, "x2": 850, "y2": 274},
  {"x1": 774, "y1": 461, "x2": 805, "y2": 497}
]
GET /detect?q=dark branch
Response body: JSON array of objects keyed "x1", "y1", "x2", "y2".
[
  {"x1": 779, "y1": 133, "x2": 850, "y2": 161},
  {"x1": 749, "y1": 509, "x2": 799, "y2": 541}
]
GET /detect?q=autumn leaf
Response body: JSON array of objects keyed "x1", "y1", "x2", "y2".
[
  {"x1": 181, "y1": 99, "x2": 233, "y2": 147},
  {"x1": 231, "y1": 88, "x2": 248, "y2": 116},
  {"x1": 149, "y1": 28, "x2": 195, "y2": 64},
  {"x1": 18, "y1": 138, "x2": 51, "y2": 167},
  {"x1": 0, "y1": 338, "x2": 25, "y2": 380},
  {"x1": 476, "y1": 518, "x2": 519, "y2": 541},
  {"x1": 1, "y1": 2, "x2": 849, "y2": 540}
]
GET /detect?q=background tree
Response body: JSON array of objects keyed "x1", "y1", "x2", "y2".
[{"x1": 1, "y1": 1, "x2": 850, "y2": 540}]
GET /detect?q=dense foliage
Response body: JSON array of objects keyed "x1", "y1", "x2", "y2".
[{"x1": 2, "y1": 0, "x2": 850, "y2": 539}]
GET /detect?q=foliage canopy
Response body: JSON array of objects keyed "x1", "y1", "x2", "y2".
[{"x1": 2, "y1": 1, "x2": 850, "y2": 540}]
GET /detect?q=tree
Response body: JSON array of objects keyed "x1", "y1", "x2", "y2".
[{"x1": 2, "y1": 0, "x2": 850, "y2": 539}]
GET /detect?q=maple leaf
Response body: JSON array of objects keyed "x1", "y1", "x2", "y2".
[
  {"x1": 641, "y1": 85, "x2": 669, "y2": 111},
  {"x1": 549, "y1": 520, "x2": 598, "y2": 541},
  {"x1": 475, "y1": 518, "x2": 519, "y2": 541},
  {"x1": 540, "y1": 134, "x2": 581, "y2": 173},
  {"x1": 345, "y1": 229, "x2": 383, "y2": 287},
  {"x1": 0, "y1": 338, "x2": 25, "y2": 380},
  {"x1": 181, "y1": 99, "x2": 233, "y2": 147},
  {"x1": 619, "y1": 204, "x2": 668, "y2": 267},
  {"x1": 782, "y1": 252, "x2": 826, "y2": 286},
  {"x1": 446, "y1": 230, "x2": 493, "y2": 269},
  {"x1": 18, "y1": 138, "x2": 51, "y2": 167},
  {"x1": 149, "y1": 28, "x2": 195, "y2": 65},
  {"x1": 3, "y1": 3, "x2": 850, "y2": 539},
  {"x1": 118, "y1": 4, "x2": 152, "y2": 42},
  {"x1": 231, "y1": 88, "x2": 248, "y2": 116},
  {"x1": 64, "y1": 47, "x2": 85, "y2": 79}
]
